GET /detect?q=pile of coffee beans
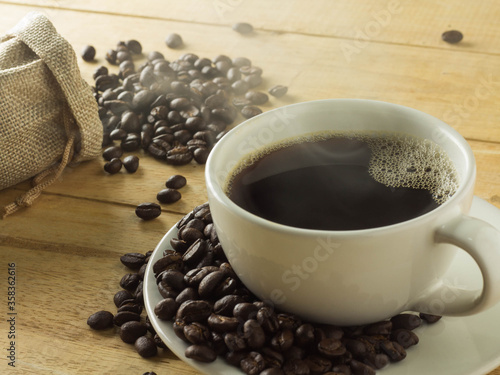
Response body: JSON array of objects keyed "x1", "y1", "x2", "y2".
[
  {"x1": 87, "y1": 249, "x2": 168, "y2": 361},
  {"x1": 91, "y1": 38, "x2": 288, "y2": 174},
  {"x1": 151, "y1": 203, "x2": 442, "y2": 374}
]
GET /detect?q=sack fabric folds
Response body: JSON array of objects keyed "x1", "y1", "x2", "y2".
[{"x1": 0, "y1": 12, "x2": 102, "y2": 217}]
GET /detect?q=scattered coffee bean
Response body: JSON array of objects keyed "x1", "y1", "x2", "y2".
[
  {"x1": 442, "y1": 30, "x2": 463, "y2": 44},
  {"x1": 125, "y1": 39, "x2": 142, "y2": 55},
  {"x1": 391, "y1": 313, "x2": 422, "y2": 330},
  {"x1": 81, "y1": 45, "x2": 96, "y2": 62},
  {"x1": 135, "y1": 336, "x2": 158, "y2": 358},
  {"x1": 113, "y1": 311, "x2": 141, "y2": 326},
  {"x1": 165, "y1": 33, "x2": 183, "y2": 48},
  {"x1": 120, "y1": 252, "x2": 147, "y2": 270},
  {"x1": 157, "y1": 188, "x2": 182, "y2": 204},
  {"x1": 232, "y1": 22, "x2": 254, "y2": 34},
  {"x1": 120, "y1": 321, "x2": 148, "y2": 343},
  {"x1": 166, "y1": 175, "x2": 187, "y2": 189},
  {"x1": 135, "y1": 202, "x2": 161, "y2": 220},
  {"x1": 419, "y1": 312, "x2": 442, "y2": 323},
  {"x1": 245, "y1": 90, "x2": 268, "y2": 105},
  {"x1": 241, "y1": 105, "x2": 263, "y2": 119},
  {"x1": 87, "y1": 310, "x2": 114, "y2": 330},
  {"x1": 268, "y1": 85, "x2": 288, "y2": 97},
  {"x1": 123, "y1": 155, "x2": 139, "y2": 173},
  {"x1": 104, "y1": 158, "x2": 122, "y2": 174}
]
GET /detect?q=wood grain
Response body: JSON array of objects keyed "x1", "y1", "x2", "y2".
[{"x1": 1, "y1": 1, "x2": 500, "y2": 374}]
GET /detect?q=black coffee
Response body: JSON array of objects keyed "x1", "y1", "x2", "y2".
[{"x1": 226, "y1": 133, "x2": 458, "y2": 230}]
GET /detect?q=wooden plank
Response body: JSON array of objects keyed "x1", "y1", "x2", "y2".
[
  {"x1": 1, "y1": 245, "x2": 199, "y2": 374},
  {"x1": 0, "y1": 190, "x2": 185, "y2": 252},
  {"x1": 0, "y1": 4, "x2": 499, "y2": 145},
  {"x1": 5, "y1": 0, "x2": 500, "y2": 54}
]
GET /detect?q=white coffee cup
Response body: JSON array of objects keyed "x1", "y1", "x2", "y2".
[{"x1": 205, "y1": 99, "x2": 500, "y2": 326}]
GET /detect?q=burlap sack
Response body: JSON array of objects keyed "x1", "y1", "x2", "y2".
[{"x1": 0, "y1": 12, "x2": 102, "y2": 218}]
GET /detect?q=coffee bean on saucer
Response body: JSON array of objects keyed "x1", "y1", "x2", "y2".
[
  {"x1": 185, "y1": 344, "x2": 217, "y2": 362},
  {"x1": 419, "y1": 312, "x2": 442, "y2": 323},
  {"x1": 135, "y1": 203, "x2": 161, "y2": 220},
  {"x1": 241, "y1": 105, "x2": 262, "y2": 119},
  {"x1": 442, "y1": 30, "x2": 463, "y2": 44},
  {"x1": 87, "y1": 310, "x2": 114, "y2": 330}
]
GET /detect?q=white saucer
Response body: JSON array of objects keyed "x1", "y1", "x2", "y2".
[{"x1": 143, "y1": 196, "x2": 500, "y2": 375}]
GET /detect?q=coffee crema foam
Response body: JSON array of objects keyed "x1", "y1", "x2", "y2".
[{"x1": 226, "y1": 131, "x2": 459, "y2": 206}]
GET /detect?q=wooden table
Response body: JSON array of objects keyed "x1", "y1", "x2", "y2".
[{"x1": 1, "y1": 1, "x2": 500, "y2": 374}]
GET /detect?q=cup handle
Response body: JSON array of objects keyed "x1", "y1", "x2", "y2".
[{"x1": 410, "y1": 215, "x2": 500, "y2": 316}]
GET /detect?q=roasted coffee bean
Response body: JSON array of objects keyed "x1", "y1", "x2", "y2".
[
  {"x1": 157, "y1": 188, "x2": 182, "y2": 204},
  {"x1": 207, "y1": 313, "x2": 239, "y2": 333},
  {"x1": 113, "y1": 311, "x2": 141, "y2": 326},
  {"x1": 124, "y1": 39, "x2": 142, "y2": 54},
  {"x1": 103, "y1": 158, "x2": 122, "y2": 174},
  {"x1": 117, "y1": 303, "x2": 143, "y2": 315},
  {"x1": 363, "y1": 320, "x2": 392, "y2": 335},
  {"x1": 165, "y1": 33, "x2": 183, "y2": 48},
  {"x1": 182, "y1": 239, "x2": 209, "y2": 266},
  {"x1": 240, "y1": 66, "x2": 263, "y2": 76},
  {"x1": 176, "y1": 300, "x2": 212, "y2": 323},
  {"x1": 350, "y1": 359, "x2": 376, "y2": 375},
  {"x1": 391, "y1": 313, "x2": 421, "y2": 330},
  {"x1": 241, "y1": 351, "x2": 265, "y2": 375},
  {"x1": 271, "y1": 329, "x2": 294, "y2": 352},
  {"x1": 304, "y1": 355, "x2": 332, "y2": 374},
  {"x1": 234, "y1": 302, "x2": 260, "y2": 321},
  {"x1": 198, "y1": 270, "x2": 226, "y2": 298},
  {"x1": 390, "y1": 329, "x2": 419, "y2": 349},
  {"x1": 244, "y1": 73, "x2": 262, "y2": 88},
  {"x1": 283, "y1": 358, "x2": 310, "y2": 375},
  {"x1": 317, "y1": 337, "x2": 346, "y2": 357},
  {"x1": 379, "y1": 340, "x2": 406, "y2": 362},
  {"x1": 120, "y1": 252, "x2": 146, "y2": 270},
  {"x1": 295, "y1": 323, "x2": 315, "y2": 347},
  {"x1": 245, "y1": 90, "x2": 269, "y2": 105},
  {"x1": 284, "y1": 346, "x2": 306, "y2": 361},
  {"x1": 166, "y1": 146, "x2": 193, "y2": 165},
  {"x1": 123, "y1": 155, "x2": 139, "y2": 173},
  {"x1": 231, "y1": 79, "x2": 250, "y2": 95},
  {"x1": 81, "y1": 45, "x2": 96, "y2": 62},
  {"x1": 154, "y1": 298, "x2": 178, "y2": 320},
  {"x1": 121, "y1": 133, "x2": 141, "y2": 152},
  {"x1": 214, "y1": 294, "x2": 246, "y2": 316},
  {"x1": 135, "y1": 336, "x2": 158, "y2": 358},
  {"x1": 183, "y1": 322, "x2": 211, "y2": 344},
  {"x1": 224, "y1": 332, "x2": 247, "y2": 352},
  {"x1": 87, "y1": 310, "x2": 114, "y2": 330},
  {"x1": 268, "y1": 85, "x2": 288, "y2": 98},
  {"x1": 114, "y1": 289, "x2": 134, "y2": 307},
  {"x1": 175, "y1": 287, "x2": 199, "y2": 305},
  {"x1": 241, "y1": 105, "x2": 262, "y2": 119},
  {"x1": 120, "y1": 321, "x2": 148, "y2": 343},
  {"x1": 232, "y1": 22, "x2": 254, "y2": 34},
  {"x1": 185, "y1": 344, "x2": 217, "y2": 362},
  {"x1": 154, "y1": 333, "x2": 167, "y2": 349},
  {"x1": 170, "y1": 238, "x2": 189, "y2": 253},
  {"x1": 419, "y1": 312, "x2": 442, "y2": 323},
  {"x1": 366, "y1": 352, "x2": 390, "y2": 369},
  {"x1": 193, "y1": 147, "x2": 209, "y2": 164},
  {"x1": 135, "y1": 202, "x2": 161, "y2": 220},
  {"x1": 166, "y1": 175, "x2": 187, "y2": 189},
  {"x1": 442, "y1": 30, "x2": 463, "y2": 44},
  {"x1": 244, "y1": 319, "x2": 266, "y2": 349},
  {"x1": 142, "y1": 372, "x2": 157, "y2": 375},
  {"x1": 184, "y1": 267, "x2": 211, "y2": 287},
  {"x1": 233, "y1": 56, "x2": 251, "y2": 68},
  {"x1": 153, "y1": 253, "x2": 183, "y2": 275},
  {"x1": 102, "y1": 145, "x2": 123, "y2": 161},
  {"x1": 257, "y1": 306, "x2": 280, "y2": 333},
  {"x1": 93, "y1": 65, "x2": 108, "y2": 80},
  {"x1": 161, "y1": 269, "x2": 186, "y2": 291},
  {"x1": 278, "y1": 314, "x2": 302, "y2": 331},
  {"x1": 110, "y1": 128, "x2": 127, "y2": 141}
]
